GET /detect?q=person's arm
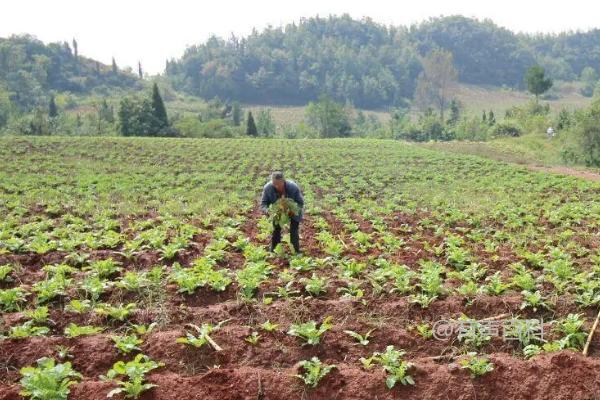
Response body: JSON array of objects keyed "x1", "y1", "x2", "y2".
[
  {"x1": 294, "y1": 185, "x2": 304, "y2": 209},
  {"x1": 260, "y1": 185, "x2": 271, "y2": 214}
]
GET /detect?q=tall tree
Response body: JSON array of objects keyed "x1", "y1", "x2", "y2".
[
  {"x1": 112, "y1": 57, "x2": 118, "y2": 74},
  {"x1": 72, "y1": 38, "x2": 78, "y2": 59},
  {"x1": 414, "y1": 49, "x2": 458, "y2": 121},
  {"x1": 232, "y1": 101, "x2": 242, "y2": 126},
  {"x1": 305, "y1": 95, "x2": 351, "y2": 138},
  {"x1": 256, "y1": 108, "x2": 276, "y2": 137},
  {"x1": 525, "y1": 66, "x2": 553, "y2": 101},
  {"x1": 48, "y1": 95, "x2": 58, "y2": 118},
  {"x1": 580, "y1": 67, "x2": 598, "y2": 97},
  {"x1": 138, "y1": 62, "x2": 143, "y2": 79},
  {"x1": 246, "y1": 111, "x2": 258, "y2": 136},
  {"x1": 151, "y1": 82, "x2": 169, "y2": 129}
]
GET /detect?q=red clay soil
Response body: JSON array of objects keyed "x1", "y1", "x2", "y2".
[{"x1": 2, "y1": 211, "x2": 600, "y2": 400}]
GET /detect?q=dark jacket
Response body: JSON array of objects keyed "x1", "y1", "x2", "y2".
[{"x1": 260, "y1": 179, "x2": 304, "y2": 222}]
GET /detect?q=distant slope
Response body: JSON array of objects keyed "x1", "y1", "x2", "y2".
[
  {"x1": 166, "y1": 15, "x2": 600, "y2": 108},
  {"x1": 0, "y1": 34, "x2": 141, "y2": 110}
]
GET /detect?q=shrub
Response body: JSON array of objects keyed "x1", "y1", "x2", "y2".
[{"x1": 492, "y1": 120, "x2": 521, "y2": 137}]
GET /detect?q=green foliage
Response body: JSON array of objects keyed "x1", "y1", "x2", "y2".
[
  {"x1": 0, "y1": 287, "x2": 27, "y2": 311},
  {"x1": 344, "y1": 329, "x2": 374, "y2": 346},
  {"x1": 580, "y1": 67, "x2": 598, "y2": 97},
  {"x1": 5, "y1": 321, "x2": 50, "y2": 339},
  {"x1": 287, "y1": 316, "x2": 333, "y2": 345},
  {"x1": 19, "y1": 358, "x2": 82, "y2": 400},
  {"x1": 526, "y1": 66, "x2": 553, "y2": 100},
  {"x1": 459, "y1": 352, "x2": 494, "y2": 378},
  {"x1": 575, "y1": 99, "x2": 600, "y2": 167},
  {"x1": 94, "y1": 303, "x2": 136, "y2": 321},
  {"x1": 64, "y1": 323, "x2": 103, "y2": 338},
  {"x1": 176, "y1": 320, "x2": 227, "y2": 350},
  {"x1": 295, "y1": 357, "x2": 336, "y2": 388},
  {"x1": 111, "y1": 334, "x2": 143, "y2": 354},
  {"x1": 102, "y1": 354, "x2": 163, "y2": 399},
  {"x1": 361, "y1": 346, "x2": 415, "y2": 388},
  {"x1": 306, "y1": 96, "x2": 351, "y2": 138},
  {"x1": 118, "y1": 88, "x2": 175, "y2": 137},
  {"x1": 246, "y1": 111, "x2": 258, "y2": 136},
  {"x1": 270, "y1": 198, "x2": 300, "y2": 228},
  {"x1": 0, "y1": 264, "x2": 14, "y2": 282}
]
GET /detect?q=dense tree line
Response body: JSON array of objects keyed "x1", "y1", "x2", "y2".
[{"x1": 166, "y1": 15, "x2": 600, "y2": 108}]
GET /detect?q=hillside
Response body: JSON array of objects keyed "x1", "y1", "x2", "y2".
[
  {"x1": 166, "y1": 15, "x2": 600, "y2": 108},
  {"x1": 0, "y1": 35, "x2": 142, "y2": 110}
]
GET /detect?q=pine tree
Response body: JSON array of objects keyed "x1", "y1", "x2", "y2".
[
  {"x1": 232, "y1": 101, "x2": 242, "y2": 126},
  {"x1": 151, "y1": 82, "x2": 169, "y2": 130},
  {"x1": 112, "y1": 57, "x2": 118, "y2": 74},
  {"x1": 138, "y1": 62, "x2": 143, "y2": 79},
  {"x1": 72, "y1": 38, "x2": 78, "y2": 59},
  {"x1": 482, "y1": 110, "x2": 487, "y2": 123},
  {"x1": 488, "y1": 110, "x2": 495, "y2": 125},
  {"x1": 48, "y1": 95, "x2": 58, "y2": 118},
  {"x1": 246, "y1": 111, "x2": 258, "y2": 136}
]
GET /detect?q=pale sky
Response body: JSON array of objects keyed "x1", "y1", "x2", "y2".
[{"x1": 1, "y1": 0, "x2": 599, "y2": 74}]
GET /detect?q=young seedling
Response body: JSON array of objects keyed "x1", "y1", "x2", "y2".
[
  {"x1": 64, "y1": 323, "x2": 104, "y2": 338},
  {"x1": 361, "y1": 345, "x2": 415, "y2": 388},
  {"x1": 112, "y1": 334, "x2": 144, "y2": 354},
  {"x1": 177, "y1": 321, "x2": 228, "y2": 351},
  {"x1": 301, "y1": 273, "x2": 328, "y2": 296},
  {"x1": 344, "y1": 329, "x2": 374, "y2": 346},
  {"x1": 295, "y1": 357, "x2": 336, "y2": 388},
  {"x1": 288, "y1": 316, "x2": 333, "y2": 346},
  {"x1": 260, "y1": 320, "x2": 279, "y2": 332},
  {"x1": 101, "y1": 354, "x2": 163, "y2": 399},
  {"x1": 245, "y1": 331, "x2": 261, "y2": 345},
  {"x1": 459, "y1": 352, "x2": 494, "y2": 378}
]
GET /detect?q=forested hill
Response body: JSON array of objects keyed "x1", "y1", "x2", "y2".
[
  {"x1": 0, "y1": 35, "x2": 141, "y2": 110},
  {"x1": 166, "y1": 15, "x2": 600, "y2": 108}
]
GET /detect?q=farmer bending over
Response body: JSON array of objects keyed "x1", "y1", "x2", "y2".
[{"x1": 260, "y1": 171, "x2": 304, "y2": 253}]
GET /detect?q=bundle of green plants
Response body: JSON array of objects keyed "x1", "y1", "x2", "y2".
[{"x1": 270, "y1": 198, "x2": 300, "y2": 228}]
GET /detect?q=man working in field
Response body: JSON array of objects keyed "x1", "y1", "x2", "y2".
[{"x1": 260, "y1": 171, "x2": 304, "y2": 253}]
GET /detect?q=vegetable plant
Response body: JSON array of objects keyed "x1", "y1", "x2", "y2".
[
  {"x1": 19, "y1": 358, "x2": 82, "y2": 400},
  {"x1": 295, "y1": 357, "x2": 336, "y2": 388}
]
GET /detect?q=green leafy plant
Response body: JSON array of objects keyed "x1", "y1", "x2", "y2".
[
  {"x1": 112, "y1": 334, "x2": 143, "y2": 354},
  {"x1": 64, "y1": 323, "x2": 104, "y2": 338},
  {"x1": 360, "y1": 345, "x2": 415, "y2": 388},
  {"x1": 94, "y1": 303, "x2": 137, "y2": 321},
  {"x1": 0, "y1": 264, "x2": 14, "y2": 281},
  {"x1": 19, "y1": 357, "x2": 82, "y2": 400},
  {"x1": 245, "y1": 331, "x2": 261, "y2": 345},
  {"x1": 0, "y1": 287, "x2": 27, "y2": 311},
  {"x1": 344, "y1": 329, "x2": 374, "y2": 346},
  {"x1": 177, "y1": 321, "x2": 227, "y2": 350},
  {"x1": 301, "y1": 273, "x2": 328, "y2": 296},
  {"x1": 270, "y1": 198, "x2": 300, "y2": 228},
  {"x1": 24, "y1": 306, "x2": 50, "y2": 324},
  {"x1": 260, "y1": 320, "x2": 279, "y2": 332},
  {"x1": 459, "y1": 352, "x2": 494, "y2": 378},
  {"x1": 295, "y1": 357, "x2": 336, "y2": 388},
  {"x1": 288, "y1": 316, "x2": 333, "y2": 345},
  {"x1": 5, "y1": 321, "x2": 50, "y2": 339},
  {"x1": 101, "y1": 354, "x2": 163, "y2": 399}
]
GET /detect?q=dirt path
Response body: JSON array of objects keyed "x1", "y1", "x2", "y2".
[{"x1": 528, "y1": 165, "x2": 600, "y2": 182}]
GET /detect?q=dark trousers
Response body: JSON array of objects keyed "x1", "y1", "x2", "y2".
[{"x1": 271, "y1": 220, "x2": 300, "y2": 253}]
